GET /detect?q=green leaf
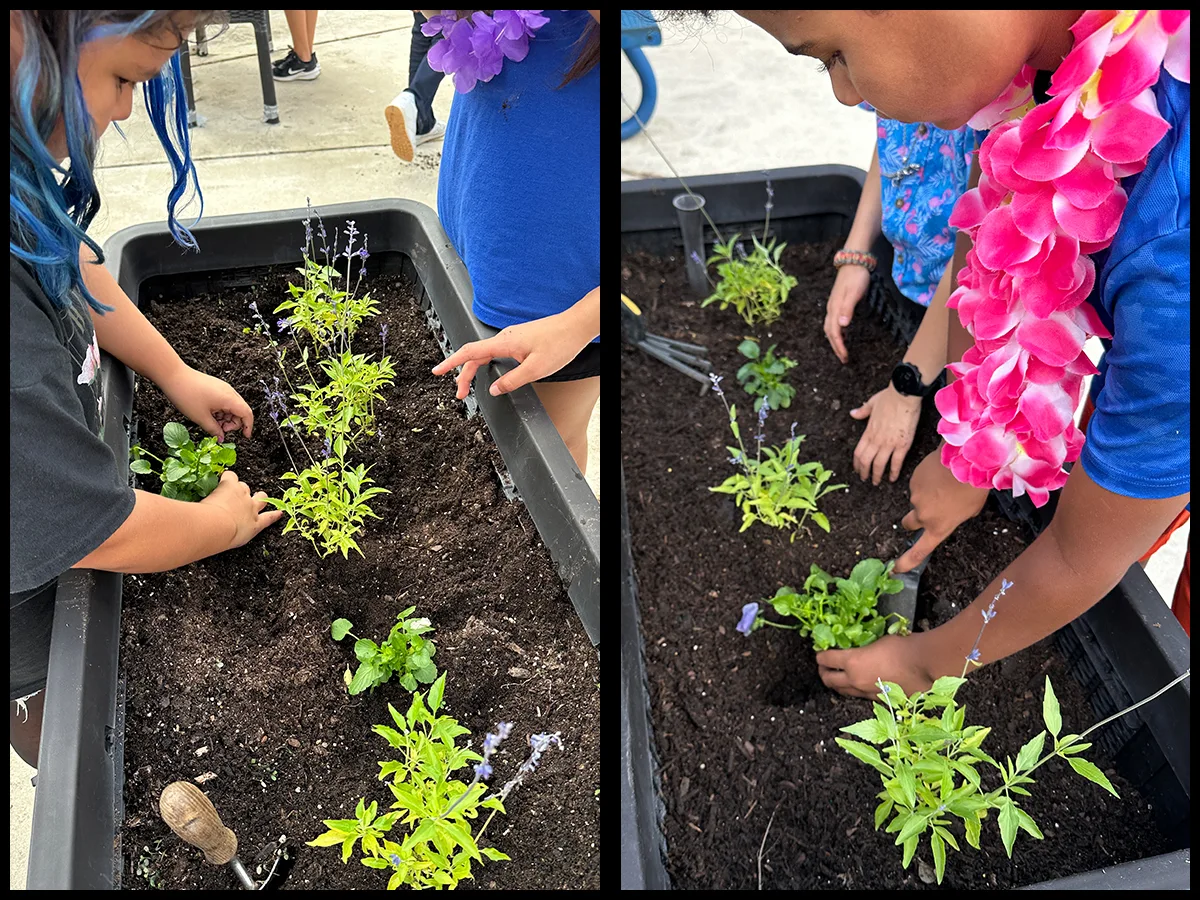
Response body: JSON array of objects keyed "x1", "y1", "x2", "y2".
[
  {"x1": 348, "y1": 663, "x2": 381, "y2": 695},
  {"x1": 738, "y1": 339, "x2": 760, "y2": 360},
  {"x1": 161, "y1": 481, "x2": 181, "y2": 501},
  {"x1": 361, "y1": 857, "x2": 390, "y2": 869},
  {"x1": 1042, "y1": 676, "x2": 1062, "y2": 738},
  {"x1": 428, "y1": 673, "x2": 446, "y2": 713},
  {"x1": 874, "y1": 797, "x2": 895, "y2": 831},
  {"x1": 963, "y1": 808, "x2": 982, "y2": 849},
  {"x1": 399, "y1": 673, "x2": 418, "y2": 692},
  {"x1": 435, "y1": 819, "x2": 480, "y2": 861},
  {"x1": 895, "y1": 811, "x2": 928, "y2": 845},
  {"x1": 833, "y1": 738, "x2": 893, "y2": 778},
  {"x1": 840, "y1": 718, "x2": 889, "y2": 744},
  {"x1": 196, "y1": 472, "x2": 218, "y2": 497},
  {"x1": 812, "y1": 512, "x2": 830, "y2": 533},
  {"x1": 998, "y1": 799, "x2": 1018, "y2": 857},
  {"x1": 480, "y1": 847, "x2": 510, "y2": 862},
  {"x1": 929, "y1": 676, "x2": 968, "y2": 701},
  {"x1": 1066, "y1": 755, "x2": 1120, "y2": 798},
  {"x1": 354, "y1": 639, "x2": 379, "y2": 663},
  {"x1": 164, "y1": 458, "x2": 189, "y2": 483},
  {"x1": 163, "y1": 422, "x2": 190, "y2": 449},
  {"x1": 931, "y1": 829, "x2": 946, "y2": 884},
  {"x1": 1015, "y1": 807, "x2": 1043, "y2": 839},
  {"x1": 307, "y1": 828, "x2": 350, "y2": 847},
  {"x1": 332, "y1": 618, "x2": 353, "y2": 641},
  {"x1": 1015, "y1": 731, "x2": 1046, "y2": 773},
  {"x1": 130, "y1": 459, "x2": 153, "y2": 475},
  {"x1": 896, "y1": 764, "x2": 917, "y2": 809}
]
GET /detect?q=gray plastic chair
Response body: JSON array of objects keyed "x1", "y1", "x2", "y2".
[{"x1": 178, "y1": 10, "x2": 280, "y2": 126}]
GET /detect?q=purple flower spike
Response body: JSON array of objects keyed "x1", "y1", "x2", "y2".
[
  {"x1": 736, "y1": 602, "x2": 759, "y2": 636},
  {"x1": 968, "y1": 648, "x2": 981, "y2": 662},
  {"x1": 389, "y1": 854, "x2": 402, "y2": 867},
  {"x1": 708, "y1": 373, "x2": 724, "y2": 395},
  {"x1": 474, "y1": 761, "x2": 493, "y2": 780},
  {"x1": 690, "y1": 250, "x2": 702, "y2": 265}
]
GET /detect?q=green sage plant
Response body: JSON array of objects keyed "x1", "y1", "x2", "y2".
[
  {"x1": 266, "y1": 456, "x2": 389, "y2": 559},
  {"x1": 833, "y1": 577, "x2": 1193, "y2": 884},
  {"x1": 307, "y1": 675, "x2": 562, "y2": 890},
  {"x1": 736, "y1": 338, "x2": 798, "y2": 412},
  {"x1": 738, "y1": 559, "x2": 909, "y2": 649},
  {"x1": 332, "y1": 608, "x2": 438, "y2": 695},
  {"x1": 250, "y1": 202, "x2": 395, "y2": 558},
  {"x1": 130, "y1": 422, "x2": 236, "y2": 502},
  {"x1": 701, "y1": 232, "x2": 797, "y2": 327},
  {"x1": 708, "y1": 374, "x2": 845, "y2": 540}
]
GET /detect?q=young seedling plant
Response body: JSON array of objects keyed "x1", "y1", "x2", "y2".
[
  {"x1": 737, "y1": 558, "x2": 909, "y2": 649},
  {"x1": 699, "y1": 181, "x2": 797, "y2": 327},
  {"x1": 307, "y1": 674, "x2": 564, "y2": 890},
  {"x1": 708, "y1": 373, "x2": 844, "y2": 540},
  {"x1": 249, "y1": 201, "x2": 396, "y2": 558},
  {"x1": 130, "y1": 422, "x2": 236, "y2": 501},
  {"x1": 832, "y1": 577, "x2": 1193, "y2": 884},
  {"x1": 736, "y1": 338, "x2": 798, "y2": 412},
  {"x1": 332, "y1": 608, "x2": 438, "y2": 695}
]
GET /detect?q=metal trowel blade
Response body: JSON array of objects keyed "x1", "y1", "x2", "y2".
[{"x1": 877, "y1": 529, "x2": 929, "y2": 631}]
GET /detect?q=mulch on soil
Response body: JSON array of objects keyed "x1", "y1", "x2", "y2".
[
  {"x1": 119, "y1": 266, "x2": 598, "y2": 890},
  {"x1": 621, "y1": 240, "x2": 1171, "y2": 889}
]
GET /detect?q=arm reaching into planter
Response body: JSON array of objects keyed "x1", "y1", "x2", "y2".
[
  {"x1": 817, "y1": 465, "x2": 1189, "y2": 697},
  {"x1": 74, "y1": 471, "x2": 283, "y2": 573},
  {"x1": 80, "y1": 244, "x2": 255, "y2": 443}
]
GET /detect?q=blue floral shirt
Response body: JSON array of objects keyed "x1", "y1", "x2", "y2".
[{"x1": 859, "y1": 102, "x2": 988, "y2": 307}]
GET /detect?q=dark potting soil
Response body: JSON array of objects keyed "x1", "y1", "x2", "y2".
[
  {"x1": 119, "y1": 267, "x2": 599, "y2": 890},
  {"x1": 621, "y1": 241, "x2": 1171, "y2": 890}
]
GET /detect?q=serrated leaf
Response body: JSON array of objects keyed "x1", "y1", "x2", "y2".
[
  {"x1": 1042, "y1": 676, "x2": 1062, "y2": 737},
  {"x1": 1016, "y1": 731, "x2": 1046, "y2": 773},
  {"x1": 834, "y1": 738, "x2": 893, "y2": 777},
  {"x1": 348, "y1": 663, "x2": 380, "y2": 695},
  {"x1": 841, "y1": 718, "x2": 888, "y2": 744},
  {"x1": 1066, "y1": 755, "x2": 1120, "y2": 798},
  {"x1": 929, "y1": 676, "x2": 968, "y2": 701}
]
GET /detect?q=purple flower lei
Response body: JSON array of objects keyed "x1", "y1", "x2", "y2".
[{"x1": 421, "y1": 10, "x2": 552, "y2": 94}]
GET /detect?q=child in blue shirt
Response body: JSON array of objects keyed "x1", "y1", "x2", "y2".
[{"x1": 428, "y1": 10, "x2": 600, "y2": 475}]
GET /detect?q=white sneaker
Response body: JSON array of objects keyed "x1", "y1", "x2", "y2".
[
  {"x1": 416, "y1": 119, "x2": 446, "y2": 147},
  {"x1": 385, "y1": 91, "x2": 418, "y2": 162}
]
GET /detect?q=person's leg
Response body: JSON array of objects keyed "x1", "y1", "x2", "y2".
[
  {"x1": 284, "y1": 10, "x2": 312, "y2": 61},
  {"x1": 10, "y1": 690, "x2": 46, "y2": 770},
  {"x1": 531, "y1": 377, "x2": 600, "y2": 476},
  {"x1": 408, "y1": 13, "x2": 445, "y2": 135},
  {"x1": 305, "y1": 10, "x2": 318, "y2": 57}
]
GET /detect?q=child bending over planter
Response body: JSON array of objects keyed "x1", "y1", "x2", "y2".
[
  {"x1": 826, "y1": 108, "x2": 986, "y2": 486},
  {"x1": 424, "y1": 10, "x2": 600, "y2": 476},
  {"x1": 680, "y1": 11, "x2": 1190, "y2": 696},
  {"x1": 9, "y1": 10, "x2": 283, "y2": 773}
]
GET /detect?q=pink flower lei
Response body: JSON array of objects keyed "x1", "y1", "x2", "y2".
[
  {"x1": 938, "y1": 10, "x2": 1190, "y2": 507},
  {"x1": 421, "y1": 10, "x2": 552, "y2": 94}
]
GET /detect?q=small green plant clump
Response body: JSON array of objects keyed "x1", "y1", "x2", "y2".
[
  {"x1": 130, "y1": 422, "x2": 235, "y2": 502},
  {"x1": 307, "y1": 674, "x2": 564, "y2": 890},
  {"x1": 739, "y1": 559, "x2": 909, "y2": 649},
  {"x1": 736, "y1": 338, "x2": 797, "y2": 412},
  {"x1": 332, "y1": 608, "x2": 438, "y2": 695},
  {"x1": 701, "y1": 233, "x2": 797, "y2": 327},
  {"x1": 709, "y1": 377, "x2": 844, "y2": 540}
]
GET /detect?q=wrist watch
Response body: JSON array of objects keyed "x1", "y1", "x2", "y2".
[{"x1": 891, "y1": 361, "x2": 940, "y2": 398}]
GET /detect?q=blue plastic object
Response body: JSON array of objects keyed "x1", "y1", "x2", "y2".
[{"x1": 622, "y1": 10, "x2": 660, "y2": 139}]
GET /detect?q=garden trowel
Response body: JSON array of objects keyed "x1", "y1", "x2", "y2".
[
  {"x1": 159, "y1": 781, "x2": 293, "y2": 890},
  {"x1": 876, "y1": 528, "x2": 930, "y2": 632}
]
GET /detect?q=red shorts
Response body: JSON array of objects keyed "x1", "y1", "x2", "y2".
[{"x1": 1078, "y1": 396, "x2": 1189, "y2": 635}]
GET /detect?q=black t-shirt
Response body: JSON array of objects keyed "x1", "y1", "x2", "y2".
[{"x1": 9, "y1": 255, "x2": 136, "y2": 608}]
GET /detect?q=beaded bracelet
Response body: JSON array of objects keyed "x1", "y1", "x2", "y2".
[{"x1": 833, "y1": 248, "x2": 877, "y2": 273}]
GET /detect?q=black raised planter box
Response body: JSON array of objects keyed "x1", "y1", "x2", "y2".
[
  {"x1": 619, "y1": 168, "x2": 1190, "y2": 890},
  {"x1": 26, "y1": 199, "x2": 600, "y2": 890}
]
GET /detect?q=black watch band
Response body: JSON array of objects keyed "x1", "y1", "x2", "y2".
[{"x1": 891, "y1": 361, "x2": 939, "y2": 398}]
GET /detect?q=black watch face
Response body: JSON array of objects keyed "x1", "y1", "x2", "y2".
[{"x1": 893, "y1": 364, "x2": 923, "y2": 396}]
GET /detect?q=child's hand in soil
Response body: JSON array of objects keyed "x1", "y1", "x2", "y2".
[
  {"x1": 849, "y1": 384, "x2": 922, "y2": 484},
  {"x1": 432, "y1": 295, "x2": 598, "y2": 397},
  {"x1": 815, "y1": 632, "x2": 936, "y2": 698},
  {"x1": 201, "y1": 470, "x2": 284, "y2": 549},
  {"x1": 824, "y1": 264, "x2": 871, "y2": 364},
  {"x1": 159, "y1": 364, "x2": 254, "y2": 443},
  {"x1": 895, "y1": 448, "x2": 989, "y2": 573}
]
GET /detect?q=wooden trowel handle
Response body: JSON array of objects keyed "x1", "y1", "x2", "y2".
[{"x1": 160, "y1": 781, "x2": 238, "y2": 866}]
